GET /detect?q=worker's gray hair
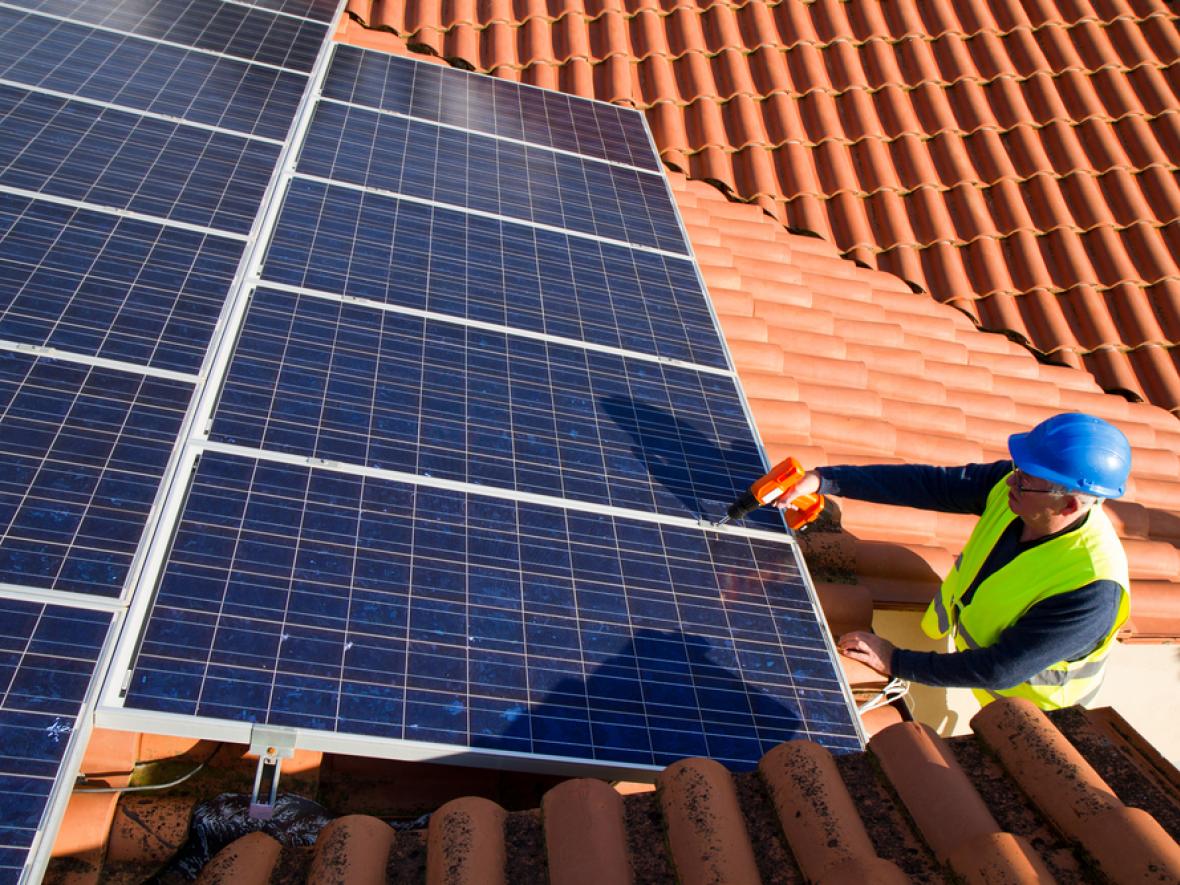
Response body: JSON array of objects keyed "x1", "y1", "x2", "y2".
[{"x1": 1047, "y1": 482, "x2": 1099, "y2": 510}]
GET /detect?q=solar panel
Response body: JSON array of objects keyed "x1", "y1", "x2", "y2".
[
  {"x1": 17, "y1": 0, "x2": 326, "y2": 71},
  {"x1": 0, "y1": 193, "x2": 245, "y2": 373},
  {"x1": 209, "y1": 286, "x2": 780, "y2": 527},
  {"x1": 260, "y1": 179, "x2": 727, "y2": 367},
  {"x1": 0, "y1": 8, "x2": 308, "y2": 140},
  {"x1": 106, "y1": 40, "x2": 861, "y2": 777},
  {"x1": 323, "y1": 45, "x2": 659, "y2": 171},
  {"x1": 0, "y1": 599, "x2": 112, "y2": 884},
  {"x1": 0, "y1": 84, "x2": 281, "y2": 233},
  {"x1": 298, "y1": 101, "x2": 686, "y2": 252},
  {"x1": 0, "y1": 352, "x2": 192, "y2": 596},
  {"x1": 226, "y1": 0, "x2": 338, "y2": 23},
  {"x1": 124, "y1": 451, "x2": 859, "y2": 767}
]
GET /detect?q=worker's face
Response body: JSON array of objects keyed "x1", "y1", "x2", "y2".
[{"x1": 1006, "y1": 468, "x2": 1066, "y2": 520}]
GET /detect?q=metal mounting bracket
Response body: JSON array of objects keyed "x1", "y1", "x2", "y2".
[{"x1": 247, "y1": 725, "x2": 297, "y2": 820}]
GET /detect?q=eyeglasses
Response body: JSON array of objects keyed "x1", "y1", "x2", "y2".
[{"x1": 1011, "y1": 468, "x2": 1059, "y2": 496}]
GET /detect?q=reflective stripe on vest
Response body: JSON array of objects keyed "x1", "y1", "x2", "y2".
[{"x1": 921, "y1": 473, "x2": 1130, "y2": 711}]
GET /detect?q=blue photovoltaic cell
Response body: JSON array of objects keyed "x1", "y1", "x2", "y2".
[
  {"x1": 298, "y1": 101, "x2": 685, "y2": 253},
  {"x1": 323, "y1": 45, "x2": 658, "y2": 170},
  {"x1": 261, "y1": 179, "x2": 725, "y2": 367},
  {"x1": 234, "y1": 0, "x2": 338, "y2": 22},
  {"x1": 0, "y1": 192, "x2": 244, "y2": 374},
  {"x1": 0, "y1": 599, "x2": 111, "y2": 884},
  {"x1": 19, "y1": 0, "x2": 326, "y2": 72},
  {"x1": 0, "y1": 352, "x2": 192, "y2": 597},
  {"x1": 0, "y1": 84, "x2": 280, "y2": 234},
  {"x1": 124, "y1": 452, "x2": 859, "y2": 769},
  {"x1": 0, "y1": 8, "x2": 308, "y2": 140},
  {"x1": 210, "y1": 288, "x2": 778, "y2": 529}
]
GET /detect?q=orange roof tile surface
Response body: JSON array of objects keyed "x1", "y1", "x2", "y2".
[
  {"x1": 667, "y1": 170, "x2": 1180, "y2": 638},
  {"x1": 82, "y1": 699, "x2": 1180, "y2": 883},
  {"x1": 344, "y1": 0, "x2": 1180, "y2": 416},
  {"x1": 334, "y1": 10, "x2": 1180, "y2": 639}
]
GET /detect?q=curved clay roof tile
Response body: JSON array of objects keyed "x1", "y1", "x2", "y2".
[
  {"x1": 662, "y1": 4, "x2": 706, "y2": 57},
  {"x1": 586, "y1": 5, "x2": 629, "y2": 60},
  {"x1": 731, "y1": 0, "x2": 779, "y2": 52},
  {"x1": 711, "y1": 46, "x2": 758, "y2": 98},
  {"x1": 770, "y1": 0, "x2": 820, "y2": 46},
  {"x1": 962, "y1": 129, "x2": 1020, "y2": 182},
  {"x1": 806, "y1": 0, "x2": 853, "y2": 44},
  {"x1": 551, "y1": 9, "x2": 592, "y2": 60},
  {"x1": 1122, "y1": 63, "x2": 1179, "y2": 115},
  {"x1": 849, "y1": 138, "x2": 902, "y2": 192},
  {"x1": 698, "y1": 2, "x2": 744, "y2": 55},
  {"x1": 426, "y1": 797, "x2": 507, "y2": 885},
  {"x1": 671, "y1": 51, "x2": 721, "y2": 103},
  {"x1": 656, "y1": 758, "x2": 761, "y2": 885},
  {"x1": 308, "y1": 815, "x2": 394, "y2": 884},
  {"x1": 971, "y1": 699, "x2": 1180, "y2": 882},
  {"x1": 1094, "y1": 166, "x2": 1160, "y2": 223},
  {"x1": 759, "y1": 741, "x2": 903, "y2": 883},
  {"x1": 627, "y1": 6, "x2": 669, "y2": 59},
  {"x1": 821, "y1": 39, "x2": 869, "y2": 93},
  {"x1": 1137, "y1": 14, "x2": 1180, "y2": 59},
  {"x1": 195, "y1": 831, "x2": 280, "y2": 885},
  {"x1": 542, "y1": 780, "x2": 631, "y2": 885},
  {"x1": 745, "y1": 44, "x2": 793, "y2": 96},
  {"x1": 518, "y1": 14, "x2": 557, "y2": 68},
  {"x1": 1146, "y1": 278, "x2": 1180, "y2": 339}
]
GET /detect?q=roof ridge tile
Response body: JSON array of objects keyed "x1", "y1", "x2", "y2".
[
  {"x1": 971, "y1": 699, "x2": 1180, "y2": 881},
  {"x1": 656, "y1": 758, "x2": 762, "y2": 885},
  {"x1": 194, "y1": 830, "x2": 280, "y2": 885},
  {"x1": 426, "y1": 797, "x2": 507, "y2": 885},
  {"x1": 869, "y1": 722, "x2": 999, "y2": 855},
  {"x1": 310, "y1": 814, "x2": 395, "y2": 884},
  {"x1": 758, "y1": 741, "x2": 906, "y2": 883},
  {"x1": 541, "y1": 779, "x2": 631, "y2": 885}
]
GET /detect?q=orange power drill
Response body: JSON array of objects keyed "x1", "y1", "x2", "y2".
[{"x1": 714, "y1": 456, "x2": 824, "y2": 530}]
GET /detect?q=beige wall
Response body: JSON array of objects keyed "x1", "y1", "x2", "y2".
[{"x1": 871, "y1": 610, "x2": 1180, "y2": 766}]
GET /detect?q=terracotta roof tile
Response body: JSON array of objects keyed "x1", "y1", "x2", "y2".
[
  {"x1": 657, "y1": 758, "x2": 761, "y2": 885},
  {"x1": 972, "y1": 698, "x2": 1180, "y2": 881},
  {"x1": 427, "y1": 797, "x2": 507, "y2": 885},
  {"x1": 345, "y1": 0, "x2": 1180, "y2": 413},
  {"x1": 663, "y1": 173, "x2": 1180, "y2": 621},
  {"x1": 196, "y1": 831, "x2": 280, "y2": 885},
  {"x1": 541, "y1": 780, "x2": 630, "y2": 885},
  {"x1": 757, "y1": 741, "x2": 907, "y2": 883},
  {"x1": 143, "y1": 700, "x2": 1180, "y2": 883},
  {"x1": 869, "y1": 721, "x2": 1055, "y2": 880}
]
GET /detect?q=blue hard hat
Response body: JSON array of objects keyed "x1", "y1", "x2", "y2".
[{"x1": 1008, "y1": 413, "x2": 1131, "y2": 498}]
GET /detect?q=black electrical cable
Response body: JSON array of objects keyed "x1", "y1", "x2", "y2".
[{"x1": 74, "y1": 742, "x2": 225, "y2": 794}]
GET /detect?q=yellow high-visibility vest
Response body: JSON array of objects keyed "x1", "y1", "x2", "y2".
[{"x1": 920, "y1": 473, "x2": 1130, "y2": 710}]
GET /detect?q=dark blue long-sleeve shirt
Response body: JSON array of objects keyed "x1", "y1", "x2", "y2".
[{"x1": 816, "y1": 461, "x2": 1124, "y2": 690}]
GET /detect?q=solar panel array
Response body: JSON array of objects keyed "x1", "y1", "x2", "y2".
[
  {"x1": 117, "y1": 42, "x2": 861, "y2": 771},
  {"x1": 0, "y1": 1, "x2": 860, "y2": 877},
  {"x1": 0, "y1": 0, "x2": 332, "y2": 879}
]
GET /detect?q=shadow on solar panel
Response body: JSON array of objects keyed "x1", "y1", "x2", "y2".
[
  {"x1": 484, "y1": 628, "x2": 806, "y2": 768},
  {"x1": 598, "y1": 395, "x2": 782, "y2": 530}
]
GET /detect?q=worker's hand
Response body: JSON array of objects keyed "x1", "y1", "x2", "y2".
[
  {"x1": 772, "y1": 470, "x2": 821, "y2": 509},
  {"x1": 836, "y1": 631, "x2": 896, "y2": 675}
]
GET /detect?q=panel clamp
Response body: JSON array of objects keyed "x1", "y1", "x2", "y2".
[{"x1": 247, "y1": 725, "x2": 297, "y2": 820}]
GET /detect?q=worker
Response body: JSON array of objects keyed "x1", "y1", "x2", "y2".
[{"x1": 780, "y1": 413, "x2": 1132, "y2": 710}]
